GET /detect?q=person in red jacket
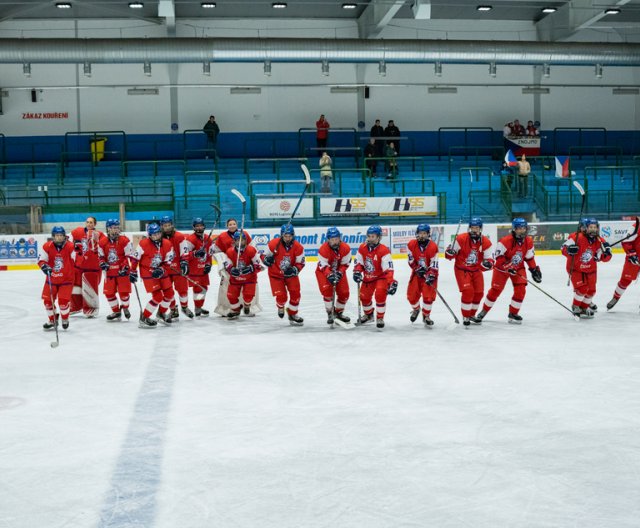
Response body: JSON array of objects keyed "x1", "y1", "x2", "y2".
[
  {"x1": 316, "y1": 226, "x2": 352, "y2": 325},
  {"x1": 607, "y1": 218, "x2": 640, "y2": 310},
  {"x1": 160, "y1": 215, "x2": 190, "y2": 319},
  {"x1": 315, "y1": 114, "x2": 330, "y2": 152},
  {"x1": 180, "y1": 217, "x2": 214, "y2": 317},
  {"x1": 406, "y1": 223, "x2": 439, "y2": 327},
  {"x1": 222, "y1": 232, "x2": 263, "y2": 318},
  {"x1": 475, "y1": 218, "x2": 542, "y2": 324},
  {"x1": 262, "y1": 224, "x2": 305, "y2": 325},
  {"x1": 38, "y1": 226, "x2": 76, "y2": 330},
  {"x1": 211, "y1": 218, "x2": 252, "y2": 255},
  {"x1": 70, "y1": 216, "x2": 106, "y2": 317},
  {"x1": 130, "y1": 223, "x2": 176, "y2": 328},
  {"x1": 98, "y1": 219, "x2": 133, "y2": 322},
  {"x1": 445, "y1": 217, "x2": 494, "y2": 326},
  {"x1": 562, "y1": 217, "x2": 612, "y2": 318},
  {"x1": 353, "y1": 225, "x2": 397, "y2": 329}
]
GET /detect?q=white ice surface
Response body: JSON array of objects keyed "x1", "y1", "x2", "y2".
[{"x1": 1, "y1": 255, "x2": 640, "y2": 528}]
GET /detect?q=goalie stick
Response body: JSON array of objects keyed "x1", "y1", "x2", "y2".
[
  {"x1": 46, "y1": 273, "x2": 60, "y2": 348},
  {"x1": 567, "y1": 180, "x2": 586, "y2": 286}
]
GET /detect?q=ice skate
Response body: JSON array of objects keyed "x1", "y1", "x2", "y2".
[
  {"x1": 288, "y1": 313, "x2": 304, "y2": 326},
  {"x1": 607, "y1": 297, "x2": 618, "y2": 310},
  {"x1": 181, "y1": 306, "x2": 195, "y2": 319},
  {"x1": 158, "y1": 311, "x2": 173, "y2": 325},
  {"x1": 277, "y1": 307, "x2": 285, "y2": 319},
  {"x1": 423, "y1": 315, "x2": 434, "y2": 327},
  {"x1": 470, "y1": 310, "x2": 485, "y2": 324},
  {"x1": 138, "y1": 316, "x2": 158, "y2": 329},
  {"x1": 195, "y1": 307, "x2": 209, "y2": 317},
  {"x1": 508, "y1": 313, "x2": 523, "y2": 324},
  {"x1": 106, "y1": 311, "x2": 121, "y2": 322},
  {"x1": 376, "y1": 318, "x2": 385, "y2": 329},
  {"x1": 409, "y1": 308, "x2": 420, "y2": 322},
  {"x1": 357, "y1": 313, "x2": 374, "y2": 325},
  {"x1": 122, "y1": 308, "x2": 131, "y2": 320}
]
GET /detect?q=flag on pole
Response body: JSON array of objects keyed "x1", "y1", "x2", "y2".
[
  {"x1": 555, "y1": 156, "x2": 570, "y2": 178},
  {"x1": 504, "y1": 149, "x2": 518, "y2": 167}
]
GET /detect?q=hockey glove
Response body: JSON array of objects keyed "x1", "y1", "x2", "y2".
[
  {"x1": 353, "y1": 271, "x2": 363, "y2": 284},
  {"x1": 507, "y1": 266, "x2": 518, "y2": 276},
  {"x1": 529, "y1": 266, "x2": 542, "y2": 283},
  {"x1": 415, "y1": 266, "x2": 427, "y2": 278},
  {"x1": 387, "y1": 280, "x2": 398, "y2": 295},
  {"x1": 194, "y1": 248, "x2": 206, "y2": 259},
  {"x1": 241, "y1": 265, "x2": 254, "y2": 275},
  {"x1": 230, "y1": 267, "x2": 241, "y2": 277},
  {"x1": 180, "y1": 261, "x2": 190, "y2": 276},
  {"x1": 481, "y1": 260, "x2": 493, "y2": 271},
  {"x1": 74, "y1": 242, "x2": 83, "y2": 255},
  {"x1": 204, "y1": 263, "x2": 212, "y2": 274},
  {"x1": 118, "y1": 266, "x2": 130, "y2": 277},
  {"x1": 566, "y1": 245, "x2": 579, "y2": 256},
  {"x1": 629, "y1": 255, "x2": 639, "y2": 266},
  {"x1": 151, "y1": 267, "x2": 164, "y2": 279},
  {"x1": 41, "y1": 264, "x2": 52, "y2": 276},
  {"x1": 99, "y1": 261, "x2": 109, "y2": 272},
  {"x1": 327, "y1": 271, "x2": 342, "y2": 285},
  {"x1": 445, "y1": 246, "x2": 457, "y2": 258},
  {"x1": 263, "y1": 255, "x2": 275, "y2": 267},
  {"x1": 283, "y1": 266, "x2": 298, "y2": 278},
  {"x1": 129, "y1": 271, "x2": 138, "y2": 283},
  {"x1": 602, "y1": 242, "x2": 612, "y2": 258},
  {"x1": 425, "y1": 273, "x2": 437, "y2": 286}
]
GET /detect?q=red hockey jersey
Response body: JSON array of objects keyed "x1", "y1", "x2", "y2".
[
  {"x1": 407, "y1": 239, "x2": 439, "y2": 278},
  {"x1": 622, "y1": 221, "x2": 639, "y2": 261},
  {"x1": 562, "y1": 232, "x2": 611, "y2": 273},
  {"x1": 446, "y1": 233, "x2": 493, "y2": 272},
  {"x1": 354, "y1": 243, "x2": 394, "y2": 284},
  {"x1": 38, "y1": 240, "x2": 76, "y2": 285},
  {"x1": 131, "y1": 238, "x2": 175, "y2": 280},
  {"x1": 263, "y1": 238, "x2": 305, "y2": 279},
  {"x1": 212, "y1": 230, "x2": 252, "y2": 254},
  {"x1": 181, "y1": 233, "x2": 214, "y2": 277},
  {"x1": 163, "y1": 230, "x2": 185, "y2": 276},
  {"x1": 317, "y1": 241, "x2": 352, "y2": 276},
  {"x1": 493, "y1": 234, "x2": 537, "y2": 271},
  {"x1": 71, "y1": 226, "x2": 106, "y2": 272},
  {"x1": 224, "y1": 245, "x2": 263, "y2": 285},
  {"x1": 98, "y1": 235, "x2": 133, "y2": 278}
]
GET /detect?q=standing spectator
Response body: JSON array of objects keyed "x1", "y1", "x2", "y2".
[
  {"x1": 503, "y1": 122, "x2": 512, "y2": 137},
  {"x1": 203, "y1": 115, "x2": 220, "y2": 158},
  {"x1": 500, "y1": 160, "x2": 513, "y2": 189},
  {"x1": 526, "y1": 120, "x2": 539, "y2": 136},
  {"x1": 316, "y1": 114, "x2": 330, "y2": 152},
  {"x1": 370, "y1": 119, "x2": 385, "y2": 157},
  {"x1": 385, "y1": 142, "x2": 398, "y2": 179},
  {"x1": 511, "y1": 119, "x2": 525, "y2": 136},
  {"x1": 385, "y1": 120, "x2": 401, "y2": 155},
  {"x1": 364, "y1": 138, "x2": 377, "y2": 177},
  {"x1": 517, "y1": 154, "x2": 531, "y2": 198},
  {"x1": 319, "y1": 151, "x2": 333, "y2": 193}
]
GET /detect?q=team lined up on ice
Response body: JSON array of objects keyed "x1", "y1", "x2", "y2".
[{"x1": 37, "y1": 213, "x2": 639, "y2": 331}]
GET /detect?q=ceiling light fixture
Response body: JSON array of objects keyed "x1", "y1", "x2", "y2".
[
  {"x1": 342, "y1": 3, "x2": 357, "y2": 8},
  {"x1": 144, "y1": 62, "x2": 152, "y2": 76},
  {"x1": 128, "y1": 2, "x2": 144, "y2": 8},
  {"x1": 272, "y1": 2, "x2": 287, "y2": 8},
  {"x1": 201, "y1": 2, "x2": 216, "y2": 7},
  {"x1": 541, "y1": 7, "x2": 557, "y2": 14},
  {"x1": 55, "y1": 2, "x2": 72, "y2": 8},
  {"x1": 604, "y1": 8, "x2": 621, "y2": 14},
  {"x1": 477, "y1": 5, "x2": 493, "y2": 12}
]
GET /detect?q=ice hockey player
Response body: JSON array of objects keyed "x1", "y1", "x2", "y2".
[
  {"x1": 353, "y1": 225, "x2": 397, "y2": 329},
  {"x1": 211, "y1": 218, "x2": 252, "y2": 254},
  {"x1": 316, "y1": 226, "x2": 352, "y2": 325},
  {"x1": 474, "y1": 217, "x2": 542, "y2": 324},
  {"x1": 223, "y1": 232, "x2": 263, "y2": 318},
  {"x1": 38, "y1": 226, "x2": 75, "y2": 330},
  {"x1": 70, "y1": 216, "x2": 106, "y2": 317},
  {"x1": 180, "y1": 217, "x2": 213, "y2": 317},
  {"x1": 445, "y1": 217, "x2": 494, "y2": 326},
  {"x1": 160, "y1": 216, "x2": 190, "y2": 319},
  {"x1": 262, "y1": 224, "x2": 305, "y2": 326},
  {"x1": 98, "y1": 219, "x2": 133, "y2": 322},
  {"x1": 562, "y1": 217, "x2": 612, "y2": 318},
  {"x1": 406, "y1": 223, "x2": 439, "y2": 327},
  {"x1": 607, "y1": 217, "x2": 640, "y2": 310},
  {"x1": 130, "y1": 223, "x2": 176, "y2": 327}
]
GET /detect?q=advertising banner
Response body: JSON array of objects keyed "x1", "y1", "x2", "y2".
[
  {"x1": 256, "y1": 198, "x2": 314, "y2": 220},
  {"x1": 320, "y1": 196, "x2": 438, "y2": 217},
  {"x1": 496, "y1": 223, "x2": 574, "y2": 251},
  {"x1": 390, "y1": 225, "x2": 446, "y2": 254}
]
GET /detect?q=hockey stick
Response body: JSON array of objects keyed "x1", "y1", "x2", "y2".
[
  {"x1": 231, "y1": 189, "x2": 247, "y2": 269},
  {"x1": 46, "y1": 273, "x2": 60, "y2": 348},
  {"x1": 609, "y1": 215, "x2": 640, "y2": 247},
  {"x1": 289, "y1": 164, "x2": 312, "y2": 224},
  {"x1": 132, "y1": 281, "x2": 144, "y2": 321},
  {"x1": 452, "y1": 169, "x2": 475, "y2": 241},
  {"x1": 354, "y1": 282, "x2": 364, "y2": 326},
  {"x1": 206, "y1": 203, "x2": 222, "y2": 241},
  {"x1": 435, "y1": 289, "x2": 460, "y2": 324},
  {"x1": 567, "y1": 180, "x2": 586, "y2": 286},
  {"x1": 168, "y1": 264, "x2": 209, "y2": 293}
]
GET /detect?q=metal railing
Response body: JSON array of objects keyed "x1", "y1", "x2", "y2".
[
  {"x1": 245, "y1": 156, "x2": 308, "y2": 177},
  {"x1": 553, "y1": 127, "x2": 607, "y2": 154},
  {"x1": 438, "y1": 127, "x2": 495, "y2": 160},
  {"x1": 0, "y1": 162, "x2": 62, "y2": 184}
]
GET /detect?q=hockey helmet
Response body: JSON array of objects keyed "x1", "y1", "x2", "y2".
[
  {"x1": 106, "y1": 218, "x2": 120, "y2": 229},
  {"x1": 367, "y1": 225, "x2": 383, "y2": 237},
  {"x1": 192, "y1": 217, "x2": 205, "y2": 228},
  {"x1": 51, "y1": 226, "x2": 66, "y2": 237},
  {"x1": 147, "y1": 223, "x2": 162, "y2": 237},
  {"x1": 281, "y1": 224, "x2": 295, "y2": 237},
  {"x1": 416, "y1": 223, "x2": 431, "y2": 234},
  {"x1": 160, "y1": 215, "x2": 174, "y2": 226},
  {"x1": 469, "y1": 217, "x2": 483, "y2": 228},
  {"x1": 326, "y1": 226, "x2": 342, "y2": 240}
]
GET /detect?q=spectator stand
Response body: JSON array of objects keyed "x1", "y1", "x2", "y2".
[
  {"x1": 437, "y1": 127, "x2": 495, "y2": 161},
  {"x1": 360, "y1": 155, "x2": 426, "y2": 177},
  {"x1": 553, "y1": 127, "x2": 607, "y2": 157},
  {"x1": 357, "y1": 134, "x2": 416, "y2": 157},
  {"x1": 244, "y1": 156, "x2": 308, "y2": 179},
  {"x1": 0, "y1": 162, "x2": 62, "y2": 185},
  {"x1": 243, "y1": 136, "x2": 299, "y2": 160},
  {"x1": 447, "y1": 146, "x2": 503, "y2": 181},
  {"x1": 297, "y1": 127, "x2": 358, "y2": 157},
  {"x1": 63, "y1": 130, "x2": 126, "y2": 165},
  {"x1": 127, "y1": 135, "x2": 183, "y2": 161},
  {"x1": 306, "y1": 167, "x2": 371, "y2": 195},
  {"x1": 182, "y1": 129, "x2": 218, "y2": 169}
]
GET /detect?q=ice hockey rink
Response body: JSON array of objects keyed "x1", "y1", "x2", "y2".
[{"x1": 1, "y1": 254, "x2": 640, "y2": 528}]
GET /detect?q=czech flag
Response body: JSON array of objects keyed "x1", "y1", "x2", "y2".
[
  {"x1": 555, "y1": 156, "x2": 570, "y2": 178},
  {"x1": 504, "y1": 149, "x2": 518, "y2": 167}
]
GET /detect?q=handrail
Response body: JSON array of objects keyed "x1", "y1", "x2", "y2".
[
  {"x1": 458, "y1": 167, "x2": 494, "y2": 203},
  {"x1": 361, "y1": 155, "x2": 424, "y2": 174},
  {"x1": 369, "y1": 178, "x2": 435, "y2": 198},
  {"x1": 0, "y1": 162, "x2": 62, "y2": 184},
  {"x1": 122, "y1": 159, "x2": 186, "y2": 180},
  {"x1": 64, "y1": 130, "x2": 127, "y2": 164},
  {"x1": 567, "y1": 145, "x2": 621, "y2": 163},
  {"x1": 242, "y1": 136, "x2": 298, "y2": 159},
  {"x1": 306, "y1": 167, "x2": 371, "y2": 195},
  {"x1": 245, "y1": 156, "x2": 308, "y2": 177},
  {"x1": 448, "y1": 146, "x2": 503, "y2": 180},
  {"x1": 248, "y1": 178, "x2": 314, "y2": 196},
  {"x1": 438, "y1": 127, "x2": 495, "y2": 160},
  {"x1": 553, "y1": 127, "x2": 607, "y2": 154},
  {"x1": 297, "y1": 127, "x2": 357, "y2": 157}
]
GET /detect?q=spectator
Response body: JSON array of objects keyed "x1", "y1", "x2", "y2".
[
  {"x1": 500, "y1": 161, "x2": 513, "y2": 188},
  {"x1": 316, "y1": 114, "x2": 330, "y2": 152},
  {"x1": 385, "y1": 142, "x2": 398, "y2": 179},
  {"x1": 385, "y1": 120, "x2": 401, "y2": 155},
  {"x1": 526, "y1": 120, "x2": 539, "y2": 136},
  {"x1": 319, "y1": 151, "x2": 333, "y2": 193},
  {"x1": 517, "y1": 154, "x2": 531, "y2": 198},
  {"x1": 364, "y1": 138, "x2": 377, "y2": 177},
  {"x1": 511, "y1": 119, "x2": 525, "y2": 136},
  {"x1": 370, "y1": 119, "x2": 385, "y2": 157},
  {"x1": 203, "y1": 115, "x2": 220, "y2": 158},
  {"x1": 503, "y1": 122, "x2": 512, "y2": 137}
]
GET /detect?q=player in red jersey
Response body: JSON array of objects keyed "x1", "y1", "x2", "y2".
[
  {"x1": 130, "y1": 223, "x2": 176, "y2": 328},
  {"x1": 562, "y1": 217, "x2": 612, "y2": 318},
  {"x1": 474, "y1": 218, "x2": 542, "y2": 324},
  {"x1": 38, "y1": 226, "x2": 76, "y2": 330},
  {"x1": 445, "y1": 217, "x2": 494, "y2": 326},
  {"x1": 159, "y1": 215, "x2": 190, "y2": 319},
  {"x1": 316, "y1": 226, "x2": 352, "y2": 325},
  {"x1": 353, "y1": 225, "x2": 397, "y2": 329},
  {"x1": 211, "y1": 218, "x2": 252, "y2": 254},
  {"x1": 70, "y1": 216, "x2": 106, "y2": 317},
  {"x1": 406, "y1": 223, "x2": 439, "y2": 327},
  {"x1": 180, "y1": 217, "x2": 214, "y2": 317},
  {"x1": 98, "y1": 219, "x2": 133, "y2": 322},
  {"x1": 222, "y1": 232, "x2": 263, "y2": 318},
  {"x1": 262, "y1": 224, "x2": 305, "y2": 325},
  {"x1": 607, "y1": 218, "x2": 640, "y2": 310}
]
